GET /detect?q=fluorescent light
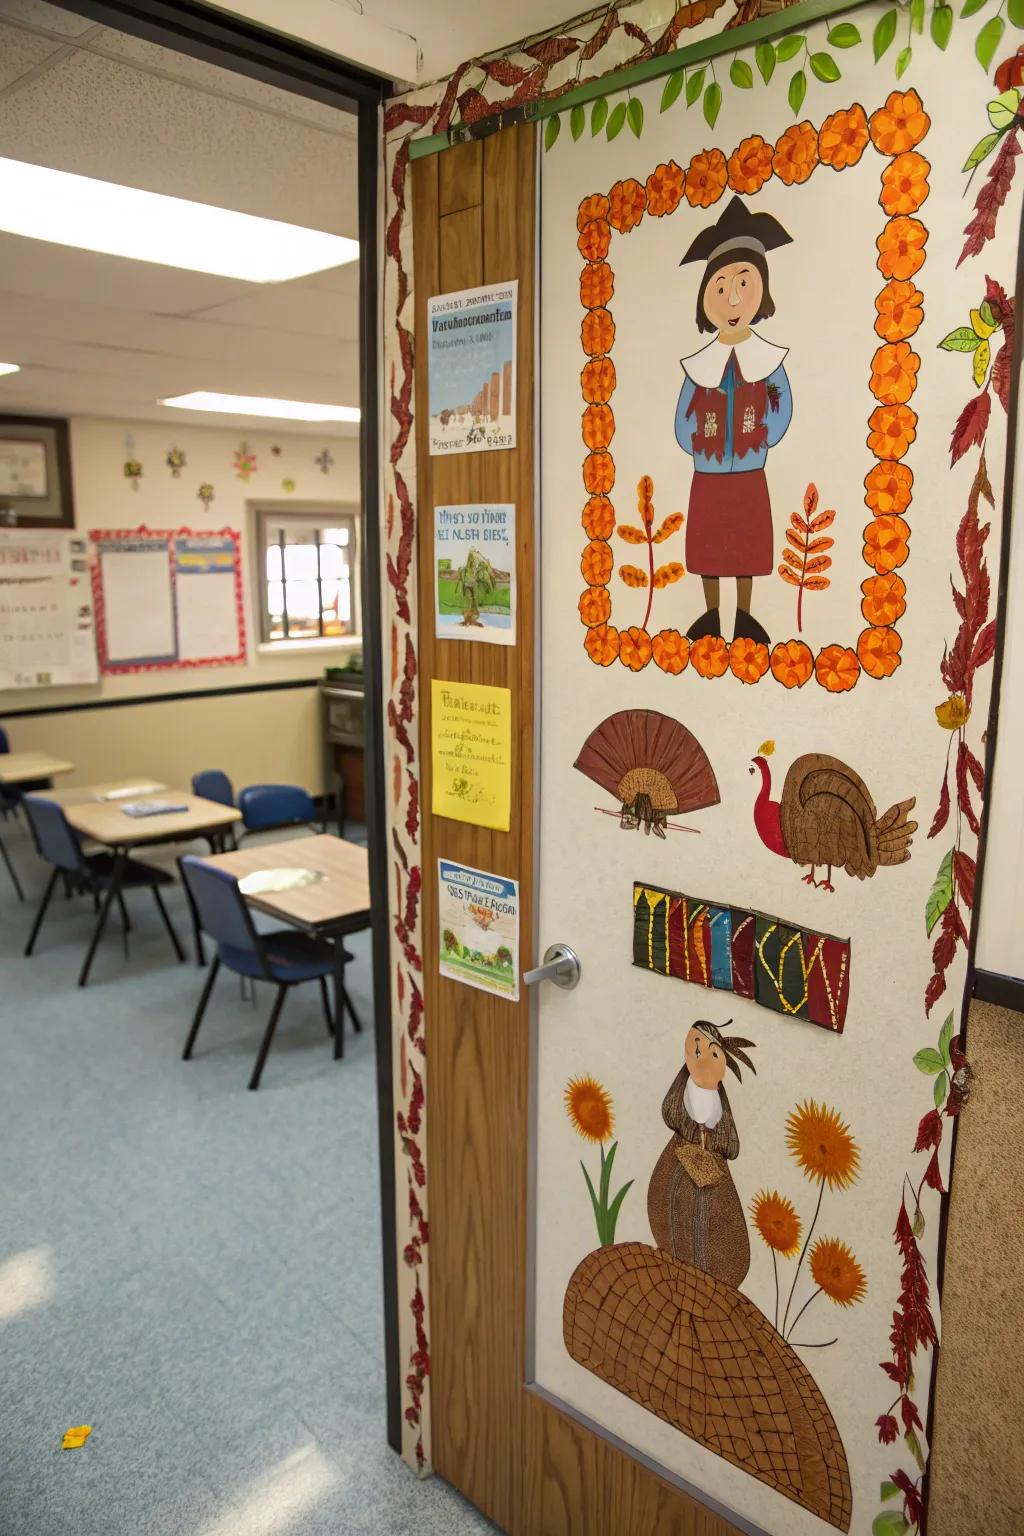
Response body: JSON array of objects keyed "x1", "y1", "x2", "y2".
[
  {"x1": 0, "y1": 156, "x2": 358, "y2": 282},
  {"x1": 162, "y1": 392, "x2": 360, "y2": 422},
  {"x1": 0, "y1": 363, "x2": 20, "y2": 376}
]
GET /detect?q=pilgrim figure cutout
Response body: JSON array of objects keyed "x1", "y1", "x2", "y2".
[
  {"x1": 647, "y1": 1018, "x2": 756, "y2": 1287},
  {"x1": 675, "y1": 197, "x2": 793, "y2": 646}
]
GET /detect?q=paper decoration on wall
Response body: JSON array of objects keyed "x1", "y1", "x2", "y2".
[
  {"x1": 281, "y1": 478, "x2": 296, "y2": 493},
  {"x1": 270, "y1": 444, "x2": 281, "y2": 456},
  {"x1": 438, "y1": 860, "x2": 519, "y2": 1000},
  {"x1": 633, "y1": 883, "x2": 851, "y2": 1033},
  {"x1": 197, "y1": 483, "x2": 215, "y2": 508},
  {"x1": 431, "y1": 679, "x2": 512, "y2": 831},
  {"x1": 777, "y1": 483, "x2": 834, "y2": 633},
  {"x1": 611, "y1": 475, "x2": 685, "y2": 635},
  {"x1": 574, "y1": 708, "x2": 718, "y2": 835},
  {"x1": 751, "y1": 741, "x2": 917, "y2": 891},
  {"x1": 166, "y1": 446, "x2": 186, "y2": 478},
  {"x1": 428, "y1": 280, "x2": 518, "y2": 454},
  {"x1": 0, "y1": 529, "x2": 98, "y2": 688},
  {"x1": 233, "y1": 442, "x2": 257, "y2": 481},
  {"x1": 123, "y1": 435, "x2": 142, "y2": 491},
  {"x1": 565, "y1": 1076, "x2": 633, "y2": 1244},
  {"x1": 434, "y1": 503, "x2": 515, "y2": 645},
  {"x1": 315, "y1": 447, "x2": 334, "y2": 474}
]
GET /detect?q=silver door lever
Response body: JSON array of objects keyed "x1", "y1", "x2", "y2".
[{"x1": 523, "y1": 943, "x2": 581, "y2": 991}]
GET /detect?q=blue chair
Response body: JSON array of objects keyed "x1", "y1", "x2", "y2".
[
  {"x1": 238, "y1": 784, "x2": 318, "y2": 837},
  {"x1": 22, "y1": 795, "x2": 184, "y2": 985},
  {"x1": 191, "y1": 769, "x2": 235, "y2": 808},
  {"x1": 179, "y1": 855, "x2": 349, "y2": 1090}
]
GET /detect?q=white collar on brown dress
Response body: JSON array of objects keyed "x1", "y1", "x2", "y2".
[{"x1": 681, "y1": 330, "x2": 788, "y2": 387}]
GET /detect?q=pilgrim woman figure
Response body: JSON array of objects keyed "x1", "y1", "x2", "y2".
[
  {"x1": 675, "y1": 196, "x2": 794, "y2": 646},
  {"x1": 647, "y1": 1019, "x2": 756, "y2": 1288}
]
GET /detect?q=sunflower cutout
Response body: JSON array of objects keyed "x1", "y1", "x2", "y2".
[
  {"x1": 809, "y1": 1237, "x2": 868, "y2": 1308},
  {"x1": 785, "y1": 1099, "x2": 860, "y2": 1190},
  {"x1": 565, "y1": 1075, "x2": 632, "y2": 1245}
]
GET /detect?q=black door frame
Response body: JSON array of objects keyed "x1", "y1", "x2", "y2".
[{"x1": 45, "y1": 0, "x2": 401, "y2": 1451}]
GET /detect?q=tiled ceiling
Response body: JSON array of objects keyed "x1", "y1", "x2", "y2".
[
  {"x1": 359, "y1": 0, "x2": 585, "y2": 84},
  {"x1": 0, "y1": 0, "x2": 360, "y2": 435}
]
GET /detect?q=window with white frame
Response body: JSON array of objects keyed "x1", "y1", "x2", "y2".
[{"x1": 254, "y1": 507, "x2": 359, "y2": 643}]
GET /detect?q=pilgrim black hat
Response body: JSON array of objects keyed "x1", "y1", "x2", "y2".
[{"x1": 680, "y1": 194, "x2": 793, "y2": 269}]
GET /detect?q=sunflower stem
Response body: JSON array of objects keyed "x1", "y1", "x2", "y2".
[
  {"x1": 772, "y1": 1248, "x2": 779, "y2": 1332},
  {"x1": 787, "y1": 1336, "x2": 838, "y2": 1349},
  {"x1": 782, "y1": 1180, "x2": 824, "y2": 1338},
  {"x1": 785, "y1": 1285, "x2": 822, "y2": 1342}
]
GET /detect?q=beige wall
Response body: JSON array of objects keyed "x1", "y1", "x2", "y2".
[{"x1": 0, "y1": 415, "x2": 361, "y2": 794}]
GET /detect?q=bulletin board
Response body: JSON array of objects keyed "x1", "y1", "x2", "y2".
[
  {"x1": 90, "y1": 525, "x2": 246, "y2": 674},
  {"x1": 0, "y1": 528, "x2": 98, "y2": 688}
]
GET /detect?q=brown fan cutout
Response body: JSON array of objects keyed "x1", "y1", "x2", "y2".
[{"x1": 574, "y1": 709, "x2": 720, "y2": 837}]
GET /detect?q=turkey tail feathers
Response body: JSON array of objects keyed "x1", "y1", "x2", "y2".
[{"x1": 876, "y1": 796, "x2": 917, "y2": 865}]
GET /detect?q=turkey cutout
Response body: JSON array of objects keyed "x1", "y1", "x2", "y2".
[
  {"x1": 750, "y1": 739, "x2": 917, "y2": 891},
  {"x1": 574, "y1": 709, "x2": 719, "y2": 837}
]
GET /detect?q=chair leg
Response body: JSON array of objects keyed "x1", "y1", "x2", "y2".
[
  {"x1": 343, "y1": 990, "x2": 364, "y2": 1034},
  {"x1": 318, "y1": 975, "x2": 334, "y2": 1036},
  {"x1": 183, "y1": 956, "x2": 220, "y2": 1060},
  {"x1": 0, "y1": 832, "x2": 24, "y2": 902},
  {"x1": 248, "y1": 984, "x2": 288, "y2": 1091},
  {"x1": 24, "y1": 868, "x2": 59, "y2": 955},
  {"x1": 79, "y1": 852, "x2": 125, "y2": 988},
  {"x1": 152, "y1": 885, "x2": 185, "y2": 962},
  {"x1": 117, "y1": 892, "x2": 132, "y2": 932}
]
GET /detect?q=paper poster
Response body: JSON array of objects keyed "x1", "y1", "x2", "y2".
[
  {"x1": 434, "y1": 503, "x2": 516, "y2": 645},
  {"x1": 431, "y1": 678, "x2": 511, "y2": 831},
  {"x1": 427, "y1": 281, "x2": 518, "y2": 455},
  {"x1": 0, "y1": 530, "x2": 98, "y2": 688},
  {"x1": 438, "y1": 859, "x2": 520, "y2": 1001}
]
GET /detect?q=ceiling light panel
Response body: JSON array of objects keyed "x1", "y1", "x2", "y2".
[{"x1": 161, "y1": 392, "x2": 360, "y2": 422}]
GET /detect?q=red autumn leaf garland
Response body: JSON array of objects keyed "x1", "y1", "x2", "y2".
[{"x1": 958, "y1": 128, "x2": 1021, "y2": 266}]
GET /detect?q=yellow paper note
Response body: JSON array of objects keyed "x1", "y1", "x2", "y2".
[
  {"x1": 431, "y1": 679, "x2": 512, "y2": 831},
  {"x1": 62, "y1": 1425, "x2": 92, "y2": 1449}
]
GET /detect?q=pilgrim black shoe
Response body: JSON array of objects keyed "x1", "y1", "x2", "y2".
[
  {"x1": 685, "y1": 607, "x2": 722, "y2": 641},
  {"x1": 733, "y1": 608, "x2": 770, "y2": 646}
]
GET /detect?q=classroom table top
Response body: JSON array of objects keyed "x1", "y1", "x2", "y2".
[
  {"x1": 63, "y1": 792, "x2": 242, "y2": 848},
  {"x1": 196, "y1": 834, "x2": 370, "y2": 933},
  {"x1": 0, "y1": 752, "x2": 75, "y2": 784},
  {"x1": 43, "y1": 778, "x2": 169, "y2": 807}
]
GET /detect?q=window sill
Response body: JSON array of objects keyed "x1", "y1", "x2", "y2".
[{"x1": 257, "y1": 635, "x2": 362, "y2": 657}]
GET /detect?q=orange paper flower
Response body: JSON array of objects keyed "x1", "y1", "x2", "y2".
[
  {"x1": 874, "y1": 279, "x2": 924, "y2": 343},
  {"x1": 876, "y1": 216, "x2": 928, "y2": 281},
  {"x1": 727, "y1": 135, "x2": 774, "y2": 195},
  {"x1": 577, "y1": 218, "x2": 611, "y2": 263},
  {"x1": 578, "y1": 587, "x2": 611, "y2": 628},
  {"x1": 868, "y1": 403, "x2": 917, "y2": 461},
  {"x1": 582, "y1": 403, "x2": 615, "y2": 450},
  {"x1": 815, "y1": 644, "x2": 861, "y2": 693},
  {"x1": 786, "y1": 1100, "x2": 860, "y2": 1189},
  {"x1": 729, "y1": 637, "x2": 770, "y2": 684},
  {"x1": 869, "y1": 341, "x2": 920, "y2": 406},
  {"x1": 581, "y1": 307, "x2": 615, "y2": 358},
  {"x1": 863, "y1": 514, "x2": 911, "y2": 573},
  {"x1": 818, "y1": 104, "x2": 869, "y2": 170},
  {"x1": 751, "y1": 1190, "x2": 802, "y2": 1258},
  {"x1": 577, "y1": 193, "x2": 610, "y2": 231},
  {"x1": 770, "y1": 639, "x2": 814, "y2": 689},
  {"x1": 880, "y1": 151, "x2": 930, "y2": 216},
  {"x1": 581, "y1": 356, "x2": 616, "y2": 404},
  {"x1": 651, "y1": 628, "x2": 689, "y2": 674},
  {"x1": 684, "y1": 149, "x2": 728, "y2": 208},
  {"x1": 858, "y1": 624, "x2": 902, "y2": 678},
  {"x1": 864, "y1": 461, "x2": 913, "y2": 516},
  {"x1": 646, "y1": 160, "x2": 685, "y2": 216},
  {"x1": 584, "y1": 622, "x2": 620, "y2": 666},
  {"x1": 689, "y1": 634, "x2": 730, "y2": 678},
  {"x1": 580, "y1": 261, "x2": 614, "y2": 310},
  {"x1": 565, "y1": 1075, "x2": 614, "y2": 1142},
  {"x1": 772, "y1": 121, "x2": 818, "y2": 186},
  {"x1": 869, "y1": 89, "x2": 930, "y2": 156},
  {"x1": 619, "y1": 625, "x2": 652, "y2": 670},
  {"x1": 581, "y1": 538, "x2": 613, "y2": 586},
  {"x1": 608, "y1": 177, "x2": 646, "y2": 234},
  {"x1": 860, "y1": 572, "x2": 907, "y2": 626},
  {"x1": 810, "y1": 1237, "x2": 867, "y2": 1307},
  {"x1": 582, "y1": 494, "x2": 615, "y2": 540}
]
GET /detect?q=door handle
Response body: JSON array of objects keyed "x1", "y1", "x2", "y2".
[{"x1": 523, "y1": 943, "x2": 581, "y2": 991}]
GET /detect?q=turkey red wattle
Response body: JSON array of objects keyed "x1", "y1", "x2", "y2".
[{"x1": 751, "y1": 755, "x2": 788, "y2": 858}]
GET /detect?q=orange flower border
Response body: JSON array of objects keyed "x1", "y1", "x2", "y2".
[{"x1": 576, "y1": 90, "x2": 930, "y2": 693}]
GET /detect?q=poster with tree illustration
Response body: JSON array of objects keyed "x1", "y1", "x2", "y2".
[
  {"x1": 434, "y1": 503, "x2": 516, "y2": 644},
  {"x1": 531, "y1": 11, "x2": 1015, "y2": 1536}
]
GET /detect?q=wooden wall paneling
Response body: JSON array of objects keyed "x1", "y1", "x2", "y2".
[{"x1": 439, "y1": 136, "x2": 483, "y2": 217}]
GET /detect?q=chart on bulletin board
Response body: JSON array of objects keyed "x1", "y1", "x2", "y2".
[
  {"x1": 91, "y1": 526, "x2": 246, "y2": 674},
  {"x1": 0, "y1": 528, "x2": 98, "y2": 688}
]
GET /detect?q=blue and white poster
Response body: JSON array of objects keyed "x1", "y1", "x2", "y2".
[
  {"x1": 437, "y1": 859, "x2": 520, "y2": 1001},
  {"x1": 427, "y1": 281, "x2": 518, "y2": 455},
  {"x1": 434, "y1": 502, "x2": 516, "y2": 646}
]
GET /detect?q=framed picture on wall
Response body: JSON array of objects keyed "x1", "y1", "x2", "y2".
[{"x1": 0, "y1": 415, "x2": 74, "y2": 528}]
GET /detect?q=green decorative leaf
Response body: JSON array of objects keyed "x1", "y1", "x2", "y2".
[
  {"x1": 980, "y1": 297, "x2": 997, "y2": 325},
  {"x1": 988, "y1": 88, "x2": 1021, "y2": 127},
  {"x1": 627, "y1": 97, "x2": 644, "y2": 138},
  {"x1": 703, "y1": 80, "x2": 723, "y2": 128},
  {"x1": 962, "y1": 130, "x2": 1002, "y2": 169},
  {"x1": 926, "y1": 849, "x2": 954, "y2": 934},
  {"x1": 776, "y1": 33, "x2": 805, "y2": 61},
  {"x1": 606, "y1": 101, "x2": 627, "y2": 140},
  {"x1": 896, "y1": 44, "x2": 913, "y2": 77},
  {"x1": 809, "y1": 50, "x2": 841, "y2": 81},
  {"x1": 961, "y1": 0, "x2": 987, "y2": 17},
  {"x1": 828, "y1": 21, "x2": 861, "y2": 46},
  {"x1": 570, "y1": 104, "x2": 585, "y2": 141},
  {"x1": 580, "y1": 1159, "x2": 602, "y2": 1237},
  {"x1": 905, "y1": 1427, "x2": 926, "y2": 1472},
  {"x1": 756, "y1": 40, "x2": 776, "y2": 82},
  {"x1": 788, "y1": 68, "x2": 807, "y2": 114},
  {"x1": 686, "y1": 66, "x2": 706, "y2": 106},
  {"x1": 939, "y1": 1010, "x2": 955, "y2": 1064},
  {"x1": 934, "y1": 1069, "x2": 949, "y2": 1108},
  {"x1": 591, "y1": 97, "x2": 608, "y2": 135},
  {"x1": 544, "y1": 114, "x2": 561, "y2": 151},
  {"x1": 874, "y1": 9, "x2": 899, "y2": 59},
  {"x1": 1012, "y1": 0, "x2": 1024, "y2": 25},
  {"x1": 872, "y1": 1513, "x2": 909, "y2": 1536},
  {"x1": 932, "y1": 3, "x2": 954, "y2": 48},
  {"x1": 661, "y1": 69, "x2": 685, "y2": 112},
  {"x1": 880, "y1": 1482, "x2": 900, "y2": 1502},
  {"x1": 599, "y1": 1139, "x2": 616, "y2": 1209},
  {"x1": 912, "y1": 1203, "x2": 926, "y2": 1236},
  {"x1": 605, "y1": 1178, "x2": 634, "y2": 1241},
  {"x1": 911, "y1": 0, "x2": 926, "y2": 33},
  {"x1": 977, "y1": 14, "x2": 1006, "y2": 69},
  {"x1": 730, "y1": 57, "x2": 754, "y2": 87},
  {"x1": 914, "y1": 1046, "x2": 946, "y2": 1074}
]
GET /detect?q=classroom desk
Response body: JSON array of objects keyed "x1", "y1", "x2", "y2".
[
  {"x1": 45, "y1": 778, "x2": 168, "y2": 807},
  {"x1": 0, "y1": 752, "x2": 74, "y2": 785},
  {"x1": 62, "y1": 792, "x2": 242, "y2": 987},
  {"x1": 193, "y1": 834, "x2": 371, "y2": 1056}
]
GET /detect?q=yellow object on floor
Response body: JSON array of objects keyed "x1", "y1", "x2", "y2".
[{"x1": 61, "y1": 1425, "x2": 92, "y2": 1450}]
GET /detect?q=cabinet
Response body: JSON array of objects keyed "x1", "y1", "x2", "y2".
[{"x1": 320, "y1": 676, "x2": 366, "y2": 829}]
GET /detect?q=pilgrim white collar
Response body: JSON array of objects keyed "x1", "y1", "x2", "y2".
[
  {"x1": 683, "y1": 1077, "x2": 723, "y2": 1129},
  {"x1": 681, "y1": 330, "x2": 788, "y2": 387}
]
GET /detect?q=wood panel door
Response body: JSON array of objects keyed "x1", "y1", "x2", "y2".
[{"x1": 413, "y1": 126, "x2": 740, "y2": 1536}]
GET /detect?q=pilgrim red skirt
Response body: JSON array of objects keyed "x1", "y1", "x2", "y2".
[{"x1": 685, "y1": 468, "x2": 773, "y2": 577}]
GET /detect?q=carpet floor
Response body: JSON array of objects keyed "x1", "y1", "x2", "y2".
[{"x1": 0, "y1": 814, "x2": 493, "y2": 1536}]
